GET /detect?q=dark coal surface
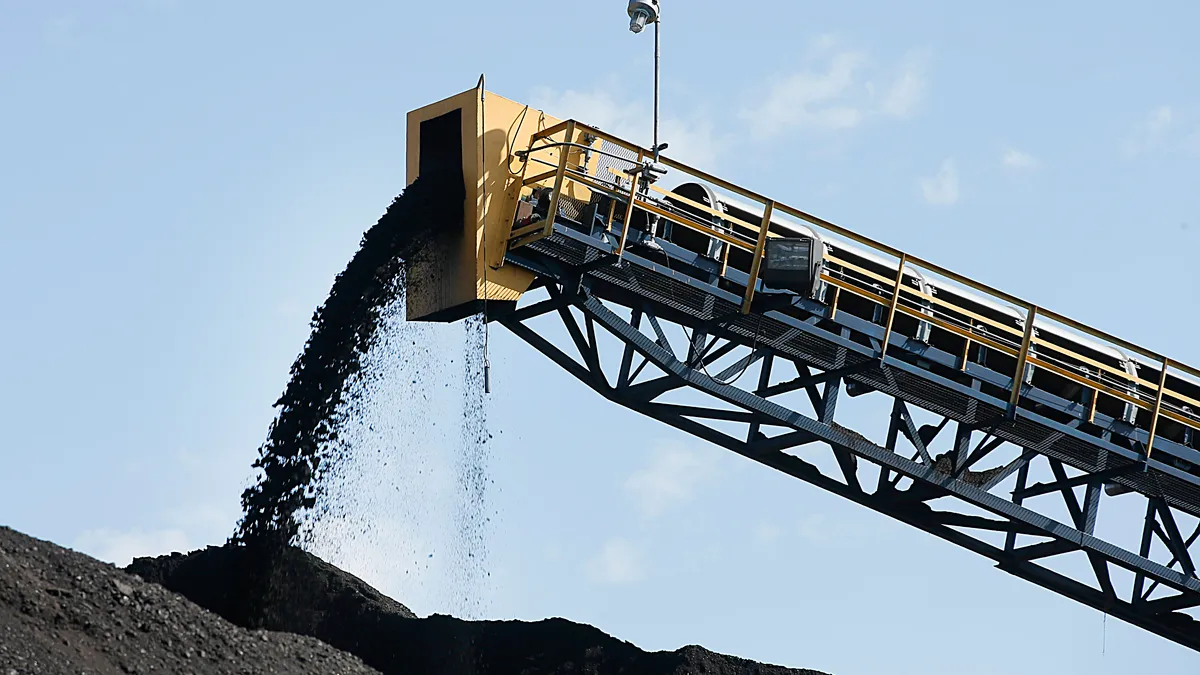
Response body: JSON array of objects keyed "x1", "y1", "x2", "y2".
[
  {"x1": 234, "y1": 168, "x2": 465, "y2": 550},
  {"x1": 129, "y1": 544, "x2": 828, "y2": 675},
  {"x1": 0, "y1": 526, "x2": 377, "y2": 675},
  {"x1": 128, "y1": 543, "x2": 416, "y2": 655}
]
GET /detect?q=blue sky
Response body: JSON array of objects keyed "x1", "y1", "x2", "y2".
[{"x1": 3, "y1": 1, "x2": 1200, "y2": 673}]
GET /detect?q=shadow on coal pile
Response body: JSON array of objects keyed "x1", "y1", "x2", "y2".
[{"x1": 128, "y1": 545, "x2": 827, "y2": 675}]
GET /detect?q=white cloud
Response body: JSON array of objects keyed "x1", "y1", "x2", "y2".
[
  {"x1": 1002, "y1": 148, "x2": 1040, "y2": 171},
  {"x1": 623, "y1": 440, "x2": 716, "y2": 516},
  {"x1": 72, "y1": 528, "x2": 191, "y2": 567},
  {"x1": 739, "y1": 38, "x2": 929, "y2": 139},
  {"x1": 68, "y1": 495, "x2": 239, "y2": 570},
  {"x1": 1122, "y1": 105, "x2": 1175, "y2": 157},
  {"x1": 878, "y1": 52, "x2": 930, "y2": 119},
  {"x1": 529, "y1": 82, "x2": 722, "y2": 168},
  {"x1": 741, "y1": 50, "x2": 868, "y2": 137},
  {"x1": 1120, "y1": 106, "x2": 1200, "y2": 158},
  {"x1": 919, "y1": 158, "x2": 959, "y2": 206},
  {"x1": 587, "y1": 538, "x2": 645, "y2": 585},
  {"x1": 530, "y1": 39, "x2": 928, "y2": 160}
]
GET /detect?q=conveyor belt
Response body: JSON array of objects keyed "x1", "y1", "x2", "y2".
[
  {"x1": 517, "y1": 227, "x2": 1200, "y2": 518},
  {"x1": 495, "y1": 117, "x2": 1200, "y2": 652}
]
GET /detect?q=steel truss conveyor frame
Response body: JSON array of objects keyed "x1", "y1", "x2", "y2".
[{"x1": 490, "y1": 121, "x2": 1200, "y2": 652}]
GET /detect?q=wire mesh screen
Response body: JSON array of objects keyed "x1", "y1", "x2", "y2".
[{"x1": 593, "y1": 139, "x2": 640, "y2": 191}]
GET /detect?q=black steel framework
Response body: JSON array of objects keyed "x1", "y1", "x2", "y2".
[{"x1": 496, "y1": 225, "x2": 1200, "y2": 653}]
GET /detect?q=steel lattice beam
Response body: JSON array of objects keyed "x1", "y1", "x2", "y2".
[{"x1": 497, "y1": 276, "x2": 1200, "y2": 654}]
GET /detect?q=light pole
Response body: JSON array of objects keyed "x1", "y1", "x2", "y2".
[
  {"x1": 626, "y1": 1, "x2": 666, "y2": 250},
  {"x1": 626, "y1": 1, "x2": 663, "y2": 159}
]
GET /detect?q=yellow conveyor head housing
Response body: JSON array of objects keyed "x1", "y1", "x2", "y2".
[{"x1": 405, "y1": 86, "x2": 587, "y2": 322}]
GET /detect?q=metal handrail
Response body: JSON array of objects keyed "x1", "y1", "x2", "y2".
[{"x1": 507, "y1": 119, "x2": 1200, "y2": 450}]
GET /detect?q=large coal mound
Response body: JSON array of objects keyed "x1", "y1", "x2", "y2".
[
  {"x1": 129, "y1": 545, "x2": 827, "y2": 675},
  {"x1": 0, "y1": 526, "x2": 377, "y2": 674},
  {"x1": 127, "y1": 544, "x2": 416, "y2": 654}
]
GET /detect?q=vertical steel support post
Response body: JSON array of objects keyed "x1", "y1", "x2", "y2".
[
  {"x1": 1133, "y1": 498, "x2": 1157, "y2": 602},
  {"x1": 1082, "y1": 480, "x2": 1103, "y2": 535},
  {"x1": 952, "y1": 423, "x2": 972, "y2": 474},
  {"x1": 1008, "y1": 305, "x2": 1039, "y2": 414},
  {"x1": 541, "y1": 122, "x2": 576, "y2": 240},
  {"x1": 500, "y1": 135, "x2": 539, "y2": 262},
  {"x1": 819, "y1": 377, "x2": 841, "y2": 424},
  {"x1": 1146, "y1": 359, "x2": 1170, "y2": 463},
  {"x1": 879, "y1": 253, "x2": 909, "y2": 362},
  {"x1": 616, "y1": 151, "x2": 645, "y2": 258},
  {"x1": 741, "y1": 200, "x2": 775, "y2": 314},
  {"x1": 878, "y1": 399, "x2": 906, "y2": 490},
  {"x1": 617, "y1": 308, "x2": 643, "y2": 389},
  {"x1": 747, "y1": 353, "x2": 775, "y2": 442},
  {"x1": 1005, "y1": 459, "x2": 1032, "y2": 553}
]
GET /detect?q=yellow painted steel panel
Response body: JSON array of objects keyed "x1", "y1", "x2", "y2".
[
  {"x1": 399, "y1": 92, "x2": 1200, "y2": 436},
  {"x1": 404, "y1": 88, "x2": 563, "y2": 321}
]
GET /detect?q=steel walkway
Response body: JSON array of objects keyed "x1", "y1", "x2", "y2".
[{"x1": 493, "y1": 119, "x2": 1200, "y2": 652}]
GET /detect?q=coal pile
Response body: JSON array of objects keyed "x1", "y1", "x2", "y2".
[
  {"x1": 129, "y1": 543, "x2": 828, "y2": 675},
  {"x1": 128, "y1": 543, "x2": 416, "y2": 661},
  {"x1": 0, "y1": 526, "x2": 377, "y2": 675}
]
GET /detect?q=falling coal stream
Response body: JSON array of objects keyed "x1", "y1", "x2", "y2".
[
  {"x1": 229, "y1": 167, "x2": 490, "y2": 624},
  {"x1": 298, "y1": 304, "x2": 493, "y2": 618}
]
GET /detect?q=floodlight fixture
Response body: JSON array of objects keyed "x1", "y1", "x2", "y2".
[{"x1": 627, "y1": 0, "x2": 660, "y2": 33}]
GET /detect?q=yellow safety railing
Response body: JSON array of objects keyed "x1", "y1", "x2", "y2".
[{"x1": 505, "y1": 119, "x2": 1200, "y2": 460}]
